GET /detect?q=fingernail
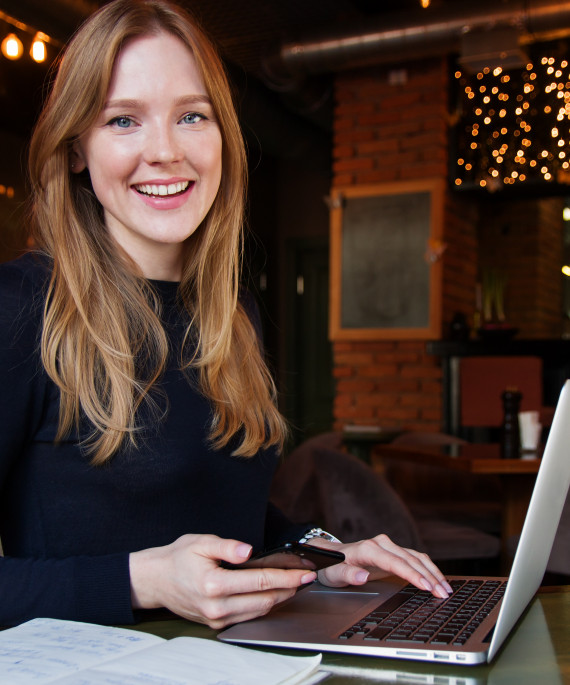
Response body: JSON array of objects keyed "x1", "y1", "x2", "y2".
[
  {"x1": 236, "y1": 544, "x2": 251, "y2": 559},
  {"x1": 301, "y1": 572, "x2": 317, "y2": 584},
  {"x1": 420, "y1": 578, "x2": 433, "y2": 592},
  {"x1": 442, "y1": 581, "x2": 453, "y2": 594},
  {"x1": 435, "y1": 584, "x2": 449, "y2": 599},
  {"x1": 355, "y1": 570, "x2": 369, "y2": 583}
]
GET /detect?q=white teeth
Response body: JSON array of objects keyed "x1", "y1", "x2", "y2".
[{"x1": 135, "y1": 181, "x2": 189, "y2": 197}]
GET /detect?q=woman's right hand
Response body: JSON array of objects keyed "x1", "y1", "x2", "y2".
[{"x1": 129, "y1": 534, "x2": 317, "y2": 629}]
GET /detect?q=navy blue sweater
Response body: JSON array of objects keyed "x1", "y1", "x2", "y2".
[{"x1": 0, "y1": 253, "x2": 300, "y2": 626}]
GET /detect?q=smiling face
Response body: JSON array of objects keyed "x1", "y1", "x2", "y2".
[{"x1": 73, "y1": 30, "x2": 223, "y2": 280}]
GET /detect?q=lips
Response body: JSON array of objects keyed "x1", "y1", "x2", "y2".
[{"x1": 134, "y1": 180, "x2": 191, "y2": 198}]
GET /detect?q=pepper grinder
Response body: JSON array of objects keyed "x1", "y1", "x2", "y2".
[{"x1": 501, "y1": 387, "x2": 522, "y2": 459}]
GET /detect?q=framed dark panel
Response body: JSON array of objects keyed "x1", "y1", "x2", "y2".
[{"x1": 329, "y1": 179, "x2": 444, "y2": 340}]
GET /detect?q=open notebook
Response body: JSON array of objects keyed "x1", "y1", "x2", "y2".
[{"x1": 219, "y1": 380, "x2": 570, "y2": 666}]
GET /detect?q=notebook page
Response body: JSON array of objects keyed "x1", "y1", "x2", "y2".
[
  {"x1": 55, "y1": 636, "x2": 322, "y2": 685},
  {"x1": 0, "y1": 618, "x2": 164, "y2": 684}
]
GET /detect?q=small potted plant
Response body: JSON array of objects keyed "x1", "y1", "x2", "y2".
[{"x1": 478, "y1": 268, "x2": 517, "y2": 340}]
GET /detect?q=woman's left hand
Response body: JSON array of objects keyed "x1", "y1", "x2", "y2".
[{"x1": 313, "y1": 535, "x2": 453, "y2": 599}]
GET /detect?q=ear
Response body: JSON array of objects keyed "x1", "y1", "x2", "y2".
[{"x1": 70, "y1": 140, "x2": 87, "y2": 174}]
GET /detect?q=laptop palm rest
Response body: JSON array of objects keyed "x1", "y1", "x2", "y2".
[
  {"x1": 273, "y1": 586, "x2": 387, "y2": 615},
  {"x1": 220, "y1": 577, "x2": 407, "y2": 640}
]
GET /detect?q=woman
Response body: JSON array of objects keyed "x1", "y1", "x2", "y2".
[{"x1": 0, "y1": 0, "x2": 451, "y2": 628}]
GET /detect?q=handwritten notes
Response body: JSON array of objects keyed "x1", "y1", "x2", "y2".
[{"x1": 0, "y1": 618, "x2": 321, "y2": 684}]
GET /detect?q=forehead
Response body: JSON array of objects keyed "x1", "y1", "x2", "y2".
[{"x1": 106, "y1": 31, "x2": 207, "y2": 101}]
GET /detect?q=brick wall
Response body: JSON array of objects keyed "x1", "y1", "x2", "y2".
[
  {"x1": 332, "y1": 59, "x2": 449, "y2": 187},
  {"x1": 331, "y1": 57, "x2": 466, "y2": 432},
  {"x1": 333, "y1": 340, "x2": 443, "y2": 431},
  {"x1": 330, "y1": 55, "x2": 564, "y2": 433}
]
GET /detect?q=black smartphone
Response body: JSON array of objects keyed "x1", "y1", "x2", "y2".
[{"x1": 223, "y1": 541, "x2": 345, "y2": 571}]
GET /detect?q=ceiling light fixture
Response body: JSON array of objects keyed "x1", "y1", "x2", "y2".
[
  {"x1": 0, "y1": 9, "x2": 61, "y2": 64},
  {"x1": 1, "y1": 32, "x2": 23, "y2": 60},
  {"x1": 30, "y1": 32, "x2": 47, "y2": 63}
]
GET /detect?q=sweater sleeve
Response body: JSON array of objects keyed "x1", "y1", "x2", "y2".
[
  {"x1": 0, "y1": 555, "x2": 134, "y2": 627},
  {"x1": 0, "y1": 256, "x2": 135, "y2": 627}
]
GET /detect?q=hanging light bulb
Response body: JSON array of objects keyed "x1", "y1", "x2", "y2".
[
  {"x1": 420, "y1": 0, "x2": 431, "y2": 7},
  {"x1": 30, "y1": 32, "x2": 47, "y2": 63},
  {"x1": 1, "y1": 32, "x2": 23, "y2": 60}
]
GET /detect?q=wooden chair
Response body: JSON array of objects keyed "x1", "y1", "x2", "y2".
[{"x1": 386, "y1": 431, "x2": 502, "y2": 535}]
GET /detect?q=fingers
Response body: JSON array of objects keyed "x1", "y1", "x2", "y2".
[
  {"x1": 180, "y1": 563, "x2": 316, "y2": 629},
  {"x1": 182, "y1": 582, "x2": 301, "y2": 630},
  {"x1": 405, "y1": 547, "x2": 451, "y2": 590},
  {"x1": 317, "y1": 564, "x2": 369, "y2": 587},
  {"x1": 200, "y1": 534, "x2": 318, "y2": 595},
  {"x1": 131, "y1": 534, "x2": 318, "y2": 630},
  {"x1": 183, "y1": 533, "x2": 253, "y2": 566},
  {"x1": 319, "y1": 535, "x2": 453, "y2": 599},
  {"x1": 386, "y1": 545, "x2": 452, "y2": 599},
  {"x1": 217, "y1": 564, "x2": 317, "y2": 596}
]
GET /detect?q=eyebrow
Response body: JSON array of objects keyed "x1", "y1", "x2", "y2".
[{"x1": 103, "y1": 94, "x2": 213, "y2": 111}]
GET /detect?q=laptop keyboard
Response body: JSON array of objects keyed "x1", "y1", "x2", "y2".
[{"x1": 339, "y1": 579, "x2": 506, "y2": 646}]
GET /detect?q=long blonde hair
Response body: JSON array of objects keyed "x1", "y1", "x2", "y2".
[{"x1": 28, "y1": 0, "x2": 287, "y2": 464}]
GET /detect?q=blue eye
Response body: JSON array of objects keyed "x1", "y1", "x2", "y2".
[
  {"x1": 181, "y1": 112, "x2": 205, "y2": 125},
  {"x1": 109, "y1": 116, "x2": 133, "y2": 129}
]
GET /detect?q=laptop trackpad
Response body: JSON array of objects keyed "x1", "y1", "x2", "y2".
[{"x1": 276, "y1": 588, "x2": 380, "y2": 615}]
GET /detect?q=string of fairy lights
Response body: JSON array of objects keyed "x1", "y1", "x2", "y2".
[
  {"x1": 0, "y1": 11, "x2": 61, "y2": 203},
  {"x1": 0, "y1": 10, "x2": 60, "y2": 64},
  {"x1": 453, "y1": 50, "x2": 570, "y2": 191}
]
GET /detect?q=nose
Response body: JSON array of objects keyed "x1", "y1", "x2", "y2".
[{"x1": 143, "y1": 124, "x2": 183, "y2": 165}]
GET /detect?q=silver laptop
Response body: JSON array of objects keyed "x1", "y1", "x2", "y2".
[{"x1": 219, "y1": 380, "x2": 570, "y2": 665}]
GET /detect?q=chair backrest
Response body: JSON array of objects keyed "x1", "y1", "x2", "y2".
[
  {"x1": 312, "y1": 447, "x2": 423, "y2": 549},
  {"x1": 459, "y1": 356, "x2": 543, "y2": 428},
  {"x1": 270, "y1": 436, "x2": 424, "y2": 549}
]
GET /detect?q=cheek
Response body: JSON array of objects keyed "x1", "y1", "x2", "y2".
[
  {"x1": 210, "y1": 154, "x2": 223, "y2": 194},
  {"x1": 208, "y1": 150, "x2": 223, "y2": 204},
  {"x1": 198, "y1": 132, "x2": 223, "y2": 184},
  {"x1": 86, "y1": 149, "x2": 134, "y2": 198},
  {"x1": 82, "y1": 131, "x2": 135, "y2": 178}
]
